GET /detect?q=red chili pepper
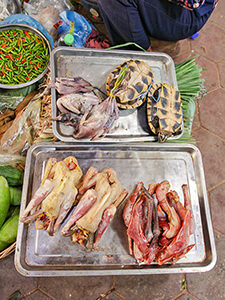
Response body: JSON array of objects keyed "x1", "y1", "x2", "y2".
[
  {"x1": 21, "y1": 59, "x2": 26, "y2": 64},
  {"x1": 36, "y1": 55, "x2": 39, "y2": 58},
  {"x1": 2, "y1": 37, "x2": 7, "y2": 42},
  {"x1": 0, "y1": 58, "x2": 2, "y2": 60},
  {"x1": 22, "y1": 38, "x2": 25, "y2": 42},
  {"x1": 29, "y1": 60, "x2": 31, "y2": 63},
  {"x1": 1, "y1": 44, "x2": 7, "y2": 48},
  {"x1": 14, "y1": 66, "x2": 18, "y2": 69},
  {"x1": 34, "y1": 65, "x2": 38, "y2": 71},
  {"x1": 26, "y1": 77, "x2": 30, "y2": 81},
  {"x1": 30, "y1": 51, "x2": 32, "y2": 53},
  {"x1": 5, "y1": 54, "x2": 14, "y2": 62},
  {"x1": 37, "y1": 62, "x2": 40, "y2": 68},
  {"x1": 18, "y1": 54, "x2": 21, "y2": 60},
  {"x1": 24, "y1": 31, "x2": 31, "y2": 38},
  {"x1": 13, "y1": 32, "x2": 16, "y2": 35},
  {"x1": 17, "y1": 38, "x2": 20, "y2": 47},
  {"x1": 2, "y1": 71, "x2": 6, "y2": 77},
  {"x1": 35, "y1": 37, "x2": 40, "y2": 43}
]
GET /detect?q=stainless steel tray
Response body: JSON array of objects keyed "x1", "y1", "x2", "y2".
[
  {"x1": 15, "y1": 143, "x2": 216, "y2": 276},
  {"x1": 50, "y1": 48, "x2": 184, "y2": 143}
]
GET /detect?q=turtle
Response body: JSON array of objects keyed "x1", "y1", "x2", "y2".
[
  {"x1": 106, "y1": 59, "x2": 154, "y2": 109},
  {"x1": 146, "y1": 83, "x2": 183, "y2": 142}
]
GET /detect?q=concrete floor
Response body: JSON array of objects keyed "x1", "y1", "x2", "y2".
[{"x1": 1, "y1": 2, "x2": 225, "y2": 300}]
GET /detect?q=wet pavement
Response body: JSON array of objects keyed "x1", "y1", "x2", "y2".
[{"x1": 1, "y1": 2, "x2": 225, "y2": 300}]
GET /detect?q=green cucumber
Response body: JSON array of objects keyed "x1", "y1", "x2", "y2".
[
  {"x1": 0, "y1": 214, "x2": 19, "y2": 244},
  {"x1": 0, "y1": 166, "x2": 23, "y2": 186},
  {"x1": 9, "y1": 187, "x2": 22, "y2": 206},
  {"x1": 0, "y1": 240, "x2": 9, "y2": 252},
  {"x1": 6, "y1": 206, "x2": 20, "y2": 219},
  {"x1": 0, "y1": 176, "x2": 11, "y2": 229}
]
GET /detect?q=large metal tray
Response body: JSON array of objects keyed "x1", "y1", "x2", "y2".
[
  {"x1": 50, "y1": 48, "x2": 184, "y2": 143},
  {"x1": 15, "y1": 143, "x2": 216, "y2": 276}
]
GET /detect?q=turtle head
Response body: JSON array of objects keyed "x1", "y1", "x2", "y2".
[{"x1": 158, "y1": 131, "x2": 172, "y2": 143}]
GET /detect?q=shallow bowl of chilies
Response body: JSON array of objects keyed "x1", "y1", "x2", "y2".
[{"x1": 0, "y1": 23, "x2": 52, "y2": 89}]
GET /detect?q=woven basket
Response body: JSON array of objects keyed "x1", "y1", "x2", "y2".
[{"x1": 0, "y1": 242, "x2": 16, "y2": 260}]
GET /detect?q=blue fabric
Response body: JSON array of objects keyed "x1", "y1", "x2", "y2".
[
  {"x1": 195, "y1": 0, "x2": 215, "y2": 16},
  {"x1": 98, "y1": 0, "x2": 214, "y2": 49}
]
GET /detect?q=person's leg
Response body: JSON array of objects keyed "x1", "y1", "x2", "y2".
[
  {"x1": 98, "y1": 0, "x2": 214, "y2": 49},
  {"x1": 97, "y1": 0, "x2": 151, "y2": 49},
  {"x1": 138, "y1": 0, "x2": 214, "y2": 41}
]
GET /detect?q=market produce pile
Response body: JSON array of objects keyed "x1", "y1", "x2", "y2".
[
  {"x1": 0, "y1": 54, "x2": 205, "y2": 261},
  {"x1": 0, "y1": 165, "x2": 23, "y2": 252},
  {"x1": 0, "y1": 28, "x2": 49, "y2": 85}
]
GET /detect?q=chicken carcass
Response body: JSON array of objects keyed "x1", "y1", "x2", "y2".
[
  {"x1": 73, "y1": 96, "x2": 119, "y2": 140},
  {"x1": 20, "y1": 156, "x2": 83, "y2": 235},
  {"x1": 61, "y1": 167, "x2": 127, "y2": 248},
  {"x1": 54, "y1": 77, "x2": 94, "y2": 95}
]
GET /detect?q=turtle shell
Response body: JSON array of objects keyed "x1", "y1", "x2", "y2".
[
  {"x1": 106, "y1": 59, "x2": 154, "y2": 109},
  {"x1": 147, "y1": 83, "x2": 182, "y2": 142}
]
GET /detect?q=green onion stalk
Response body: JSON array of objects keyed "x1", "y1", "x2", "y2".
[{"x1": 171, "y1": 56, "x2": 206, "y2": 143}]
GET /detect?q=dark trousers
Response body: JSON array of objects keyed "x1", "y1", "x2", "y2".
[{"x1": 97, "y1": 0, "x2": 214, "y2": 49}]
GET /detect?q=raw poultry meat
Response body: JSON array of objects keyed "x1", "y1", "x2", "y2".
[
  {"x1": 73, "y1": 96, "x2": 119, "y2": 140},
  {"x1": 20, "y1": 156, "x2": 83, "y2": 235},
  {"x1": 54, "y1": 77, "x2": 94, "y2": 95},
  {"x1": 123, "y1": 181, "x2": 195, "y2": 265},
  {"x1": 61, "y1": 167, "x2": 128, "y2": 249},
  {"x1": 53, "y1": 76, "x2": 120, "y2": 141}
]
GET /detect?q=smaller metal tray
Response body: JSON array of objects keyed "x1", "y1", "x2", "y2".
[
  {"x1": 50, "y1": 48, "x2": 184, "y2": 143},
  {"x1": 15, "y1": 143, "x2": 216, "y2": 276}
]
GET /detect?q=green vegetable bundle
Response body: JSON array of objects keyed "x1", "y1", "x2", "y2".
[
  {"x1": 0, "y1": 29, "x2": 49, "y2": 85},
  {"x1": 172, "y1": 56, "x2": 206, "y2": 143}
]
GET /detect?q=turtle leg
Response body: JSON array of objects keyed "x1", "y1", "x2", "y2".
[
  {"x1": 158, "y1": 130, "x2": 172, "y2": 143},
  {"x1": 148, "y1": 83, "x2": 162, "y2": 98}
]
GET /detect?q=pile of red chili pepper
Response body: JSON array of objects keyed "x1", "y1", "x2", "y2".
[{"x1": 0, "y1": 29, "x2": 50, "y2": 85}]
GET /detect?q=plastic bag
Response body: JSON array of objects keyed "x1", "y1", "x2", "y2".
[
  {"x1": 0, "y1": 153, "x2": 25, "y2": 166},
  {"x1": 0, "y1": 14, "x2": 54, "y2": 48},
  {"x1": 58, "y1": 10, "x2": 93, "y2": 48},
  {"x1": 0, "y1": 96, "x2": 24, "y2": 113},
  {"x1": 23, "y1": 0, "x2": 73, "y2": 16},
  {"x1": 26, "y1": 6, "x2": 61, "y2": 42},
  {"x1": 0, "y1": 100, "x2": 41, "y2": 155},
  {"x1": 0, "y1": 0, "x2": 21, "y2": 21}
]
